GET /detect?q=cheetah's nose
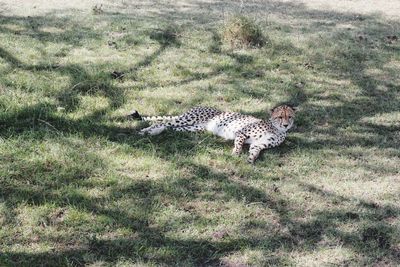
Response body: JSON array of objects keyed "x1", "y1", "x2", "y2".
[{"x1": 283, "y1": 123, "x2": 289, "y2": 128}]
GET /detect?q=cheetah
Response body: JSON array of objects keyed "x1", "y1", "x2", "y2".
[{"x1": 132, "y1": 105, "x2": 297, "y2": 163}]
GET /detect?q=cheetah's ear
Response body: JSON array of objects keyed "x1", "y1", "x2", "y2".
[{"x1": 291, "y1": 106, "x2": 299, "y2": 112}]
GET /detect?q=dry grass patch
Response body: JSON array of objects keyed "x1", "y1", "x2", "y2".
[{"x1": 222, "y1": 15, "x2": 265, "y2": 49}]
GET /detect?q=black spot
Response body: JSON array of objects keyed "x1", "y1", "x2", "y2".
[
  {"x1": 111, "y1": 71, "x2": 125, "y2": 79},
  {"x1": 128, "y1": 109, "x2": 142, "y2": 120}
]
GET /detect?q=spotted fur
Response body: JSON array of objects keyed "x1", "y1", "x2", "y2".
[{"x1": 136, "y1": 105, "x2": 297, "y2": 163}]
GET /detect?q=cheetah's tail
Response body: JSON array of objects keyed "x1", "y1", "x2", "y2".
[
  {"x1": 127, "y1": 109, "x2": 178, "y2": 122},
  {"x1": 141, "y1": 115, "x2": 180, "y2": 122}
]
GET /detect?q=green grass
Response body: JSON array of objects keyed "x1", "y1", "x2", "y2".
[{"x1": 0, "y1": 1, "x2": 400, "y2": 266}]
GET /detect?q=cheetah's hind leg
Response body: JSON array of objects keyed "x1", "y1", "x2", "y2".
[
  {"x1": 172, "y1": 125, "x2": 205, "y2": 132},
  {"x1": 139, "y1": 124, "x2": 167, "y2": 135}
]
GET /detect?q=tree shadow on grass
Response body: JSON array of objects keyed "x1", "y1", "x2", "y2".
[
  {"x1": 0, "y1": 159, "x2": 301, "y2": 265},
  {"x1": 0, "y1": 158, "x2": 295, "y2": 266},
  {"x1": 299, "y1": 182, "x2": 400, "y2": 264},
  {"x1": 0, "y1": 14, "x2": 185, "y2": 112},
  {"x1": 0, "y1": 15, "x2": 102, "y2": 47},
  {"x1": 2, "y1": 159, "x2": 400, "y2": 266},
  {"x1": 0, "y1": 46, "x2": 125, "y2": 111},
  {"x1": 1, "y1": 1, "x2": 400, "y2": 266}
]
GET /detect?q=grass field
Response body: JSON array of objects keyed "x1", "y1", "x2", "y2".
[{"x1": 0, "y1": 0, "x2": 399, "y2": 266}]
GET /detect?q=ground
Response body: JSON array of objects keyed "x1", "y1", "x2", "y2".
[{"x1": 0, "y1": 0, "x2": 399, "y2": 266}]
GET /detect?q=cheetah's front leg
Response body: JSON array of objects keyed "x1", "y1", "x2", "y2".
[{"x1": 247, "y1": 143, "x2": 270, "y2": 164}]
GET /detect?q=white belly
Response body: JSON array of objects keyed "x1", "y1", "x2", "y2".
[
  {"x1": 205, "y1": 120, "x2": 236, "y2": 139},
  {"x1": 205, "y1": 116, "x2": 260, "y2": 140}
]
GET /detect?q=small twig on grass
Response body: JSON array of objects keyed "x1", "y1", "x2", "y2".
[
  {"x1": 246, "y1": 202, "x2": 264, "y2": 206},
  {"x1": 38, "y1": 119, "x2": 60, "y2": 133},
  {"x1": 187, "y1": 135, "x2": 212, "y2": 153},
  {"x1": 70, "y1": 82, "x2": 84, "y2": 90}
]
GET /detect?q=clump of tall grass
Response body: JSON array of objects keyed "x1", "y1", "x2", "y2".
[{"x1": 222, "y1": 15, "x2": 265, "y2": 48}]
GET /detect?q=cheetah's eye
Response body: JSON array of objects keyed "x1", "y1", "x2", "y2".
[
  {"x1": 278, "y1": 116, "x2": 283, "y2": 119},
  {"x1": 288, "y1": 116, "x2": 292, "y2": 119}
]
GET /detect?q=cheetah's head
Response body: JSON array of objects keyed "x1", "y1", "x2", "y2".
[{"x1": 270, "y1": 105, "x2": 298, "y2": 131}]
